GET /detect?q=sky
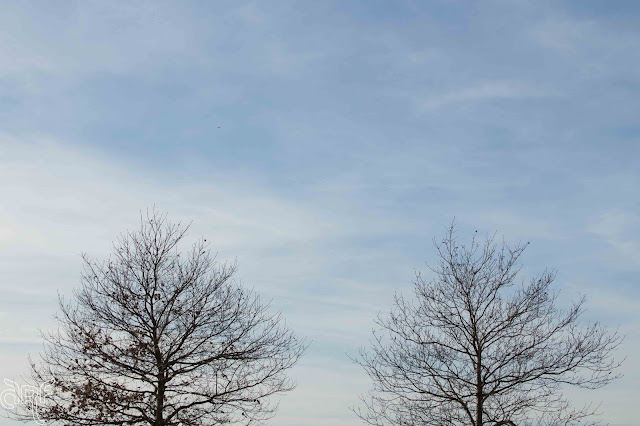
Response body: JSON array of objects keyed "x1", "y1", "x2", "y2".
[{"x1": 0, "y1": 1, "x2": 639, "y2": 425}]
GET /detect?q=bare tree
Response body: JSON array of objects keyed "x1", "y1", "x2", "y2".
[
  {"x1": 17, "y1": 211, "x2": 306, "y2": 425},
  {"x1": 354, "y1": 224, "x2": 623, "y2": 426}
]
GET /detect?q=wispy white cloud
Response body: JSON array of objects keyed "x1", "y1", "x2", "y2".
[
  {"x1": 418, "y1": 81, "x2": 555, "y2": 112},
  {"x1": 529, "y1": 17, "x2": 595, "y2": 53},
  {"x1": 588, "y1": 209, "x2": 640, "y2": 270},
  {"x1": 0, "y1": 2, "x2": 200, "y2": 77}
]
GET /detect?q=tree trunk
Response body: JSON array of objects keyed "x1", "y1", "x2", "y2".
[
  {"x1": 155, "y1": 373, "x2": 165, "y2": 426},
  {"x1": 476, "y1": 351, "x2": 483, "y2": 426}
]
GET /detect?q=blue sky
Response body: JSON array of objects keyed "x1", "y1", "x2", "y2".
[{"x1": 0, "y1": 1, "x2": 639, "y2": 425}]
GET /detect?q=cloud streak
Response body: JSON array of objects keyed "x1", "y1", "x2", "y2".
[{"x1": 418, "y1": 81, "x2": 554, "y2": 111}]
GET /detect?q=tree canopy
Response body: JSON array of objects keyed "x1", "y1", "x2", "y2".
[
  {"x1": 354, "y1": 225, "x2": 623, "y2": 426},
  {"x1": 19, "y1": 211, "x2": 306, "y2": 425}
]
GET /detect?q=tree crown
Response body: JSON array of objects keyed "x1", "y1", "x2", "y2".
[
  {"x1": 355, "y1": 224, "x2": 623, "y2": 426},
  {"x1": 19, "y1": 211, "x2": 306, "y2": 426}
]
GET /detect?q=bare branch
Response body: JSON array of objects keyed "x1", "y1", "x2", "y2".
[
  {"x1": 13, "y1": 209, "x2": 306, "y2": 426},
  {"x1": 353, "y1": 224, "x2": 623, "y2": 426}
]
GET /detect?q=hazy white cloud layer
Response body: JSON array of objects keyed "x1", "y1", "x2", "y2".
[{"x1": 1, "y1": 1, "x2": 639, "y2": 425}]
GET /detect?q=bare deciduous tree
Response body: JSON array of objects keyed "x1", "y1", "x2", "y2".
[
  {"x1": 18, "y1": 211, "x2": 306, "y2": 425},
  {"x1": 354, "y1": 225, "x2": 623, "y2": 426}
]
